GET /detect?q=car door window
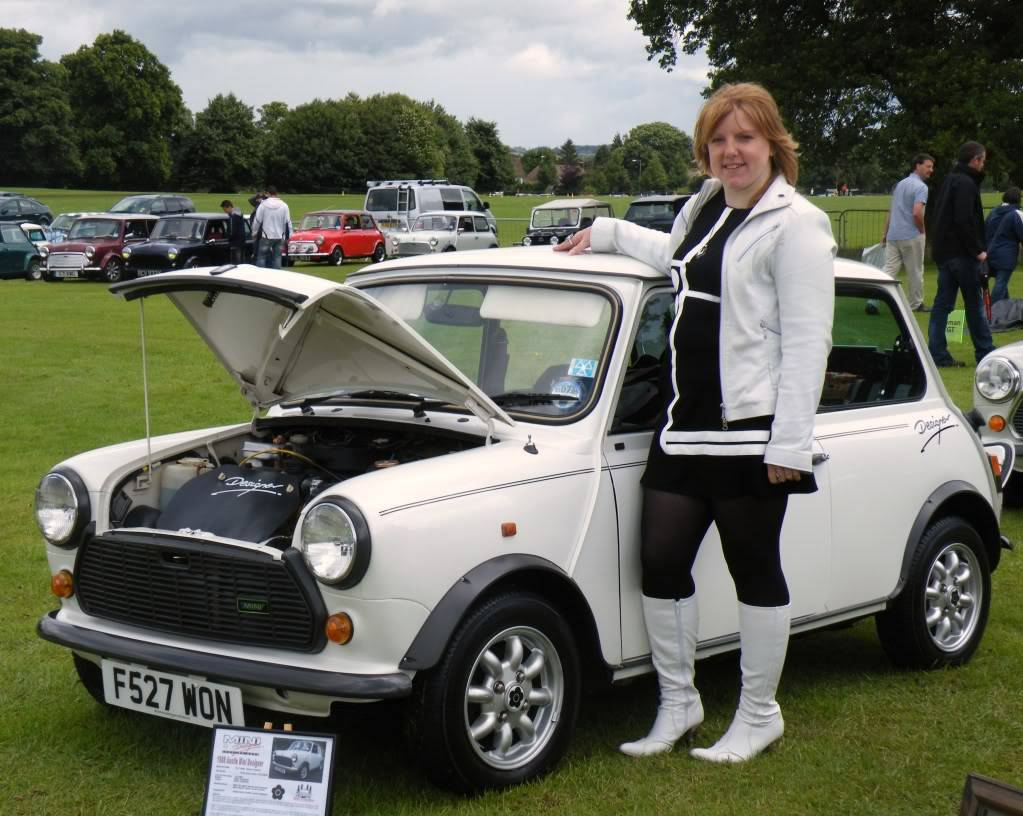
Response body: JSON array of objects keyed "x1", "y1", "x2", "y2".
[
  {"x1": 819, "y1": 288, "x2": 926, "y2": 410},
  {"x1": 463, "y1": 191, "x2": 483, "y2": 212},
  {"x1": 611, "y1": 290, "x2": 674, "y2": 432},
  {"x1": 473, "y1": 216, "x2": 490, "y2": 232},
  {"x1": 150, "y1": 200, "x2": 166, "y2": 214},
  {"x1": 360, "y1": 215, "x2": 375, "y2": 230}
]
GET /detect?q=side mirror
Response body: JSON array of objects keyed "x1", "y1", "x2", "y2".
[{"x1": 483, "y1": 202, "x2": 490, "y2": 210}]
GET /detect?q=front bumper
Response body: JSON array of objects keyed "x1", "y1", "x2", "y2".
[{"x1": 37, "y1": 611, "x2": 412, "y2": 700}]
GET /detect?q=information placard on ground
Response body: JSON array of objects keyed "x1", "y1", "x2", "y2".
[{"x1": 202, "y1": 726, "x2": 335, "y2": 816}]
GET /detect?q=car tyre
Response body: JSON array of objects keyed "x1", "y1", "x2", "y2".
[
  {"x1": 330, "y1": 246, "x2": 344, "y2": 266},
  {"x1": 875, "y1": 515, "x2": 991, "y2": 669},
  {"x1": 298, "y1": 763, "x2": 310, "y2": 780},
  {"x1": 72, "y1": 654, "x2": 111, "y2": 708},
  {"x1": 405, "y1": 591, "x2": 579, "y2": 793},
  {"x1": 26, "y1": 258, "x2": 42, "y2": 281},
  {"x1": 371, "y1": 243, "x2": 385, "y2": 263},
  {"x1": 103, "y1": 257, "x2": 124, "y2": 283},
  {"x1": 1002, "y1": 474, "x2": 1023, "y2": 507}
]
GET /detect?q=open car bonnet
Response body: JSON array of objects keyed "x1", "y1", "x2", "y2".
[{"x1": 111, "y1": 266, "x2": 515, "y2": 428}]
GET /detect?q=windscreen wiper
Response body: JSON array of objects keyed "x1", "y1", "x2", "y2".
[{"x1": 489, "y1": 391, "x2": 581, "y2": 407}]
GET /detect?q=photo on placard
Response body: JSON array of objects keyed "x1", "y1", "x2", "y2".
[{"x1": 268, "y1": 737, "x2": 327, "y2": 783}]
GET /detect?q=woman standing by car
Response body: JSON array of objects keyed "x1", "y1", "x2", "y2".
[{"x1": 556, "y1": 82, "x2": 835, "y2": 763}]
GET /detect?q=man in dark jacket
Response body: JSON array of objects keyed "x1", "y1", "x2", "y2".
[
  {"x1": 927, "y1": 142, "x2": 995, "y2": 367},
  {"x1": 221, "y1": 200, "x2": 247, "y2": 264},
  {"x1": 985, "y1": 186, "x2": 1023, "y2": 302}
]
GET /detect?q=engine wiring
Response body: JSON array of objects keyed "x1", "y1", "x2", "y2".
[{"x1": 237, "y1": 447, "x2": 343, "y2": 482}]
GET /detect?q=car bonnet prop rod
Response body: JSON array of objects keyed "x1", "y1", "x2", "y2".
[{"x1": 138, "y1": 298, "x2": 154, "y2": 487}]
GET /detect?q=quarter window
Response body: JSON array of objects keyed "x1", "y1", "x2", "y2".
[{"x1": 611, "y1": 290, "x2": 674, "y2": 432}]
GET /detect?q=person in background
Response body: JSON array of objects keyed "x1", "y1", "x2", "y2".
[
  {"x1": 882, "y1": 153, "x2": 935, "y2": 312},
  {"x1": 985, "y1": 186, "x2": 1023, "y2": 303},
  {"x1": 927, "y1": 142, "x2": 995, "y2": 367},
  {"x1": 557, "y1": 82, "x2": 835, "y2": 764},
  {"x1": 248, "y1": 191, "x2": 267, "y2": 261},
  {"x1": 251, "y1": 187, "x2": 291, "y2": 269},
  {"x1": 221, "y1": 200, "x2": 247, "y2": 265}
]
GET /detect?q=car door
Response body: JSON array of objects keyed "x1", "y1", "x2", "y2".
[
  {"x1": 0, "y1": 226, "x2": 12, "y2": 275},
  {"x1": 473, "y1": 216, "x2": 494, "y2": 247},
  {"x1": 457, "y1": 215, "x2": 476, "y2": 249},
  {"x1": 206, "y1": 219, "x2": 230, "y2": 263},
  {"x1": 606, "y1": 287, "x2": 831, "y2": 661},
  {"x1": 814, "y1": 283, "x2": 947, "y2": 611},
  {"x1": 360, "y1": 214, "x2": 378, "y2": 256}
]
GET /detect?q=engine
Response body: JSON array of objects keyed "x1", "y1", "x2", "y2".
[{"x1": 109, "y1": 417, "x2": 483, "y2": 546}]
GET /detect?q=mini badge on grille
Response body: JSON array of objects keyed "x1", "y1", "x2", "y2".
[{"x1": 237, "y1": 597, "x2": 270, "y2": 615}]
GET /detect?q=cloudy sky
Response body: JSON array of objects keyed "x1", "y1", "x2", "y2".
[{"x1": 14, "y1": 0, "x2": 711, "y2": 148}]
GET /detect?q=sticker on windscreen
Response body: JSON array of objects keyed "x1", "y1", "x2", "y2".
[{"x1": 568, "y1": 358, "x2": 598, "y2": 378}]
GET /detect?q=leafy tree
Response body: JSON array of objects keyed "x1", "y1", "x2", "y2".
[
  {"x1": 627, "y1": 1, "x2": 1023, "y2": 187},
  {"x1": 358, "y1": 93, "x2": 444, "y2": 180},
  {"x1": 521, "y1": 147, "x2": 557, "y2": 175},
  {"x1": 61, "y1": 30, "x2": 189, "y2": 189},
  {"x1": 175, "y1": 94, "x2": 260, "y2": 191},
  {"x1": 556, "y1": 138, "x2": 584, "y2": 194},
  {"x1": 264, "y1": 97, "x2": 365, "y2": 192},
  {"x1": 535, "y1": 154, "x2": 558, "y2": 192},
  {"x1": 558, "y1": 138, "x2": 581, "y2": 168},
  {"x1": 466, "y1": 118, "x2": 514, "y2": 192},
  {"x1": 0, "y1": 29, "x2": 81, "y2": 185},
  {"x1": 601, "y1": 149, "x2": 631, "y2": 194},
  {"x1": 433, "y1": 105, "x2": 478, "y2": 187},
  {"x1": 623, "y1": 122, "x2": 691, "y2": 190},
  {"x1": 639, "y1": 154, "x2": 670, "y2": 192}
]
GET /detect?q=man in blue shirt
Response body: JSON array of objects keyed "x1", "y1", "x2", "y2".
[
  {"x1": 984, "y1": 186, "x2": 1023, "y2": 302},
  {"x1": 882, "y1": 153, "x2": 934, "y2": 312}
]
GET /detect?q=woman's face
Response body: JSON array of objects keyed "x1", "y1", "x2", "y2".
[{"x1": 707, "y1": 108, "x2": 773, "y2": 206}]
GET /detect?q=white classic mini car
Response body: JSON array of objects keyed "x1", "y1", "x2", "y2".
[
  {"x1": 389, "y1": 210, "x2": 499, "y2": 257},
  {"x1": 271, "y1": 738, "x2": 325, "y2": 780},
  {"x1": 36, "y1": 249, "x2": 1009, "y2": 792},
  {"x1": 971, "y1": 346, "x2": 1023, "y2": 504}
]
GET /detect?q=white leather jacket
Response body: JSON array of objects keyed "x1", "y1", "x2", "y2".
[{"x1": 590, "y1": 175, "x2": 835, "y2": 471}]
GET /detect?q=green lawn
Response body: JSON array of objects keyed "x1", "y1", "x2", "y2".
[{"x1": 2, "y1": 256, "x2": 1022, "y2": 815}]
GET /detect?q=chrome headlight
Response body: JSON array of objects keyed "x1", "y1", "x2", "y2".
[
  {"x1": 122, "y1": 246, "x2": 132, "y2": 258},
  {"x1": 40, "y1": 246, "x2": 49, "y2": 257},
  {"x1": 976, "y1": 356, "x2": 1020, "y2": 402},
  {"x1": 298, "y1": 500, "x2": 370, "y2": 586},
  {"x1": 35, "y1": 471, "x2": 90, "y2": 547},
  {"x1": 84, "y1": 245, "x2": 95, "y2": 259},
  {"x1": 429, "y1": 237, "x2": 438, "y2": 247},
  {"x1": 315, "y1": 235, "x2": 324, "y2": 246},
  {"x1": 391, "y1": 237, "x2": 399, "y2": 247},
  {"x1": 522, "y1": 236, "x2": 532, "y2": 246},
  {"x1": 167, "y1": 249, "x2": 178, "y2": 260}
]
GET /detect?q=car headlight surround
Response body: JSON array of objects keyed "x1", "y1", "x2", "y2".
[
  {"x1": 84, "y1": 245, "x2": 95, "y2": 259},
  {"x1": 122, "y1": 246, "x2": 132, "y2": 258},
  {"x1": 35, "y1": 469, "x2": 91, "y2": 548},
  {"x1": 298, "y1": 498, "x2": 371, "y2": 587},
  {"x1": 976, "y1": 356, "x2": 1020, "y2": 402},
  {"x1": 429, "y1": 237, "x2": 438, "y2": 247},
  {"x1": 315, "y1": 235, "x2": 324, "y2": 246},
  {"x1": 167, "y1": 249, "x2": 178, "y2": 260},
  {"x1": 522, "y1": 236, "x2": 532, "y2": 246},
  {"x1": 391, "y1": 237, "x2": 399, "y2": 247}
]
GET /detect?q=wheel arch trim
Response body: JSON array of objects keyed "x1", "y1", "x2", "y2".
[
  {"x1": 400, "y1": 554, "x2": 605, "y2": 674},
  {"x1": 891, "y1": 480, "x2": 1001, "y2": 601}
]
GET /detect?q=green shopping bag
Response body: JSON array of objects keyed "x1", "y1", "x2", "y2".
[{"x1": 945, "y1": 310, "x2": 965, "y2": 344}]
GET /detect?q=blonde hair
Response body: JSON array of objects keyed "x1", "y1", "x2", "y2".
[{"x1": 692, "y1": 82, "x2": 799, "y2": 186}]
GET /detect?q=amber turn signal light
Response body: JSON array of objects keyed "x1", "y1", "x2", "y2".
[
  {"x1": 325, "y1": 612, "x2": 353, "y2": 645},
  {"x1": 51, "y1": 570, "x2": 74, "y2": 598},
  {"x1": 989, "y1": 454, "x2": 1003, "y2": 478},
  {"x1": 988, "y1": 415, "x2": 1007, "y2": 432},
  {"x1": 501, "y1": 522, "x2": 517, "y2": 537}
]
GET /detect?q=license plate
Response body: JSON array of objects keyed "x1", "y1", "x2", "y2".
[
  {"x1": 54, "y1": 269, "x2": 80, "y2": 278},
  {"x1": 101, "y1": 659, "x2": 245, "y2": 727}
]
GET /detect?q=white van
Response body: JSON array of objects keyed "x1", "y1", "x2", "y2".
[{"x1": 364, "y1": 179, "x2": 497, "y2": 236}]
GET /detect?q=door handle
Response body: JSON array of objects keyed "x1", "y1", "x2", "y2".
[{"x1": 812, "y1": 453, "x2": 830, "y2": 466}]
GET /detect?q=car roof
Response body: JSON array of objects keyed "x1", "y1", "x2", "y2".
[
  {"x1": 630, "y1": 195, "x2": 688, "y2": 204},
  {"x1": 20, "y1": 222, "x2": 45, "y2": 229},
  {"x1": 84, "y1": 213, "x2": 160, "y2": 221},
  {"x1": 349, "y1": 245, "x2": 892, "y2": 285},
  {"x1": 301, "y1": 210, "x2": 369, "y2": 216},
  {"x1": 415, "y1": 210, "x2": 485, "y2": 218},
  {"x1": 158, "y1": 212, "x2": 225, "y2": 218},
  {"x1": 533, "y1": 198, "x2": 612, "y2": 210}
]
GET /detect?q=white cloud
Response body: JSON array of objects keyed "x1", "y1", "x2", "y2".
[{"x1": 11, "y1": 0, "x2": 711, "y2": 146}]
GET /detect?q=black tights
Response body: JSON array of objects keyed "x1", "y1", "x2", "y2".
[{"x1": 640, "y1": 488, "x2": 790, "y2": 607}]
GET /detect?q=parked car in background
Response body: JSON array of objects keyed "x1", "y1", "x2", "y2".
[
  {"x1": 109, "y1": 194, "x2": 195, "y2": 216},
  {"x1": 0, "y1": 195, "x2": 53, "y2": 226},
  {"x1": 623, "y1": 194, "x2": 690, "y2": 233},
  {"x1": 287, "y1": 210, "x2": 386, "y2": 265},
  {"x1": 365, "y1": 179, "x2": 496, "y2": 235},
  {"x1": 45, "y1": 215, "x2": 158, "y2": 283},
  {"x1": 970, "y1": 347, "x2": 1023, "y2": 505},
  {"x1": 0, "y1": 222, "x2": 44, "y2": 280},
  {"x1": 390, "y1": 211, "x2": 498, "y2": 257},
  {"x1": 47, "y1": 212, "x2": 105, "y2": 244},
  {"x1": 20, "y1": 222, "x2": 51, "y2": 252},
  {"x1": 123, "y1": 213, "x2": 250, "y2": 277},
  {"x1": 34, "y1": 250, "x2": 1008, "y2": 792},
  {"x1": 522, "y1": 198, "x2": 614, "y2": 246}
]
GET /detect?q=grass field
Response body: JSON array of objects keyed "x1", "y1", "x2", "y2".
[{"x1": 3, "y1": 229, "x2": 1023, "y2": 814}]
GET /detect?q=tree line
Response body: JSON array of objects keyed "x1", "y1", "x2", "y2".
[{"x1": 0, "y1": 28, "x2": 695, "y2": 196}]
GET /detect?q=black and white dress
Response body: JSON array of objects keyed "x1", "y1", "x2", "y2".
[{"x1": 641, "y1": 190, "x2": 816, "y2": 498}]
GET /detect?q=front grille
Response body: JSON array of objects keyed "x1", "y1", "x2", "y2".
[
  {"x1": 75, "y1": 533, "x2": 323, "y2": 652},
  {"x1": 290, "y1": 241, "x2": 317, "y2": 254},
  {"x1": 395, "y1": 243, "x2": 432, "y2": 256},
  {"x1": 1011, "y1": 405, "x2": 1023, "y2": 437},
  {"x1": 48, "y1": 252, "x2": 88, "y2": 269}
]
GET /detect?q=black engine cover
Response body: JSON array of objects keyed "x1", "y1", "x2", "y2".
[{"x1": 157, "y1": 465, "x2": 302, "y2": 542}]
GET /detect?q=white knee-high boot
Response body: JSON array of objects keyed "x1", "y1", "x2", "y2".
[
  {"x1": 620, "y1": 594, "x2": 704, "y2": 756},
  {"x1": 690, "y1": 602, "x2": 790, "y2": 763}
]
